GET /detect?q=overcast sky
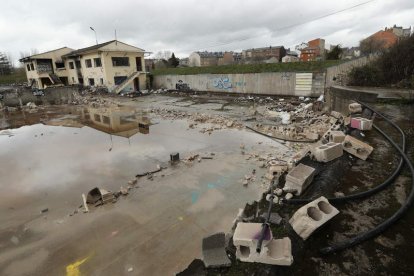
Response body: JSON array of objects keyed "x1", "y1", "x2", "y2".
[{"x1": 1, "y1": 0, "x2": 413, "y2": 65}]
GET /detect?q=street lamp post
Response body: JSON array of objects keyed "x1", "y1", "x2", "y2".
[{"x1": 90, "y1": 27, "x2": 98, "y2": 45}]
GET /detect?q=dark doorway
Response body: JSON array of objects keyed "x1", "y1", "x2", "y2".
[
  {"x1": 40, "y1": 77, "x2": 53, "y2": 88},
  {"x1": 133, "y1": 77, "x2": 140, "y2": 91},
  {"x1": 136, "y1": 57, "x2": 142, "y2": 71},
  {"x1": 59, "y1": 77, "x2": 69, "y2": 86}
]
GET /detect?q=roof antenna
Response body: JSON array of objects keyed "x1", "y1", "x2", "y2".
[{"x1": 115, "y1": 29, "x2": 117, "y2": 45}]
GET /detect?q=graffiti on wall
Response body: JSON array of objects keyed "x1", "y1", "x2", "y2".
[
  {"x1": 176, "y1": 80, "x2": 191, "y2": 91},
  {"x1": 281, "y1": 72, "x2": 292, "y2": 80},
  {"x1": 212, "y1": 77, "x2": 232, "y2": 89}
]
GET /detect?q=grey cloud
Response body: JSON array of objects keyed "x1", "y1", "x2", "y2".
[{"x1": 1, "y1": 0, "x2": 413, "y2": 63}]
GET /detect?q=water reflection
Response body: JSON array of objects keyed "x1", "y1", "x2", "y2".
[{"x1": 0, "y1": 105, "x2": 151, "y2": 138}]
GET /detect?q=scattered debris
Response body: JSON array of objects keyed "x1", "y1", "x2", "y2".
[
  {"x1": 202, "y1": 232, "x2": 231, "y2": 268},
  {"x1": 284, "y1": 163, "x2": 316, "y2": 195},
  {"x1": 86, "y1": 187, "x2": 116, "y2": 206},
  {"x1": 82, "y1": 193, "x2": 89, "y2": 213},
  {"x1": 40, "y1": 208, "x2": 49, "y2": 214},
  {"x1": 289, "y1": 196, "x2": 339, "y2": 240},
  {"x1": 313, "y1": 142, "x2": 343, "y2": 162},
  {"x1": 233, "y1": 223, "x2": 293, "y2": 266},
  {"x1": 342, "y1": 135, "x2": 373, "y2": 160}
]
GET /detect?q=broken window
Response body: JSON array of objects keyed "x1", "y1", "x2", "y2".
[
  {"x1": 112, "y1": 57, "x2": 129, "y2": 67},
  {"x1": 102, "y1": 116, "x2": 110, "y2": 125},
  {"x1": 94, "y1": 58, "x2": 102, "y2": 67},
  {"x1": 100, "y1": 78, "x2": 104, "y2": 85},
  {"x1": 69, "y1": 62, "x2": 75, "y2": 69},
  {"x1": 94, "y1": 114, "x2": 101, "y2": 122},
  {"x1": 30, "y1": 63, "x2": 34, "y2": 70},
  {"x1": 55, "y1": 62, "x2": 65, "y2": 69},
  {"x1": 114, "y1": 76, "x2": 127, "y2": 85},
  {"x1": 26, "y1": 64, "x2": 31, "y2": 71},
  {"x1": 88, "y1": 78, "x2": 95, "y2": 86},
  {"x1": 85, "y1": 59, "x2": 92, "y2": 68}
]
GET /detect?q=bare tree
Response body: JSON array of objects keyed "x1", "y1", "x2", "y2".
[
  {"x1": 360, "y1": 37, "x2": 386, "y2": 55},
  {"x1": 154, "y1": 50, "x2": 172, "y2": 61}
]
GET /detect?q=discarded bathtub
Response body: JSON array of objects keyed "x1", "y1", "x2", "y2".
[
  {"x1": 289, "y1": 196, "x2": 339, "y2": 240},
  {"x1": 233, "y1": 222, "x2": 293, "y2": 266}
]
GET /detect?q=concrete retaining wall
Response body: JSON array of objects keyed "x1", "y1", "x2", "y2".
[
  {"x1": 153, "y1": 72, "x2": 325, "y2": 97},
  {"x1": 0, "y1": 86, "x2": 77, "y2": 107}
]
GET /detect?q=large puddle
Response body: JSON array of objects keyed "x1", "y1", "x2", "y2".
[{"x1": 0, "y1": 104, "x2": 288, "y2": 275}]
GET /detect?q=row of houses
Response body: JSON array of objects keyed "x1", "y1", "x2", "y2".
[{"x1": 19, "y1": 40, "x2": 148, "y2": 92}]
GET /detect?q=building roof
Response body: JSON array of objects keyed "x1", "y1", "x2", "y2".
[
  {"x1": 62, "y1": 40, "x2": 146, "y2": 58},
  {"x1": 19, "y1": 47, "x2": 74, "y2": 62},
  {"x1": 244, "y1": 46, "x2": 285, "y2": 52},
  {"x1": 366, "y1": 30, "x2": 398, "y2": 48}
]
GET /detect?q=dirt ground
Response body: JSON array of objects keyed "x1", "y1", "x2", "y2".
[{"x1": 0, "y1": 92, "x2": 413, "y2": 275}]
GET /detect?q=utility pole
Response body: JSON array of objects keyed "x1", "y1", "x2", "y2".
[{"x1": 90, "y1": 27, "x2": 98, "y2": 45}]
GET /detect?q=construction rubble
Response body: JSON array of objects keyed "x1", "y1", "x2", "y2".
[{"x1": 196, "y1": 99, "x2": 381, "y2": 271}]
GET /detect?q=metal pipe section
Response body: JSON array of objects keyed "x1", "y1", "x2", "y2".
[{"x1": 256, "y1": 178, "x2": 276, "y2": 253}]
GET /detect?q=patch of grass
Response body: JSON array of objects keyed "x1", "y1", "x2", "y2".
[
  {"x1": 0, "y1": 68, "x2": 26, "y2": 85},
  {"x1": 152, "y1": 60, "x2": 343, "y2": 75}
]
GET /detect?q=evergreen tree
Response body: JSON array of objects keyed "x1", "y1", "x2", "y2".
[{"x1": 168, "y1": 53, "x2": 179, "y2": 68}]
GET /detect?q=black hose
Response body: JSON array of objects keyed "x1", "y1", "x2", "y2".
[
  {"x1": 245, "y1": 125, "x2": 318, "y2": 143},
  {"x1": 320, "y1": 123, "x2": 414, "y2": 254},
  {"x1": 256, "y1": 179, "x2": 275, "y2": 253},
  {"x1": 284, "y1": 101, "x2": 406, "y2": 205}
]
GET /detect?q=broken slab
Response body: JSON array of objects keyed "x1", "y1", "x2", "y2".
[
  {"x1": 350, "y1": 117, "x2": 373, "y2": 131},
  {"x1": 329, "y1": 131, "x2": 346, "y2": 143},
  {"x1": 86, "y1": 187, "x2": 115, "y2": 205},
  {"x1": 349, "y1": 102, "x2": 362, "y2": 114},
  {"x1": 342, "y1": 135, "x2": 373, "y2": 160},
  {"x1": 284, "y1": 163, "x2": 316, "y2": 195},
  {"x1": 313, "y1": 142, "x2": 343, "y2": 162},
  {"x1": 233, "y1": 223, "x2": 293, "y2": 266},
  {"x1": 289, "y1": 196, "x2": 339, "y2": 240},
  {"x1": 202, "y1": 232, "x2": 231, "y2": 268},
  {"x1": 330, "y1": 111, "x2": 342, "y2": 119}
]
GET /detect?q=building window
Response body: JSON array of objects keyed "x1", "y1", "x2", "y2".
[
  {"x1": 30, "y1": 63, "x2": 34, "y2": 70},
  {"x1": 85, "y1": 59, "x2": 92, "y2": 68},
  {"x1": 69, "y1": 62, "x2": 74, "y2": 69},
  {"x1": 27, "y1": 64, "x2": 31, "y2": 71},
  {"x1": 55, "y1": 62, "x2": 65, "y2": 69},
  {"x1": 112, "y1": 57, "x2": 129, "y2": 67},
  {"x1": 94, "y1": 58, "x2": 102, "y2": 67},
  {"x1": 94, "y1": 114, "x2": 101, "y2": 122},
  {"x1": 100, "y1": 78, "x2": 104, "y2": 85},
  {"x1": 102, "y1": 116, "x2": 110, "y2": 125},
  {"x1": 75, "y1": 60, "x2": 81, "y2": 69},
  {"x1": 88, "y1": 78, "x2": 95, "y2": 86},
  {"x1": 72, "y1": 77, "x2": 75, "y2": 83}
]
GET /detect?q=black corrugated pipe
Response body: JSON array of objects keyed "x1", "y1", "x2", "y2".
[
  {"x1": 256, "y1": 178, "x2": 276, "y2": 253},
  {"x1": 320, "y1": 123, "x2": 414, "y2": 254},
  {"x1": 284, "y1": 100, "x2": 406, "y2": 205}
]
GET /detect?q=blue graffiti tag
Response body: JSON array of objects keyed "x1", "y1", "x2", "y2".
[{"x1": 213, "y1": 77, "x2": 232, "y2": 89}]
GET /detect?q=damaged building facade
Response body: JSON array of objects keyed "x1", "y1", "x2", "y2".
[{"x1": 19, "y1": 40, "x2": 148, "y2": 93}]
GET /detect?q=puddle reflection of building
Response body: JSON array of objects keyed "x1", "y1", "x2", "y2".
[{"x1": 79, "y1": 107, "x2": 151, "y2": 138}]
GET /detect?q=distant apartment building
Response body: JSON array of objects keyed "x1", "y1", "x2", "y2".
[
  {"x1": 188, "y1": 51, "x2": 234, "y2": 67},
  {"x1": 300, "y1": 38, "x2": 325, "y2": 62},
  {"x1": 340, "y1": 47, "x2": 361, "y2": 60},
  {"x1": 19, "y1": 40, "x2": 148, "y2": 93},
  {"x1": 282, "y1": 50, "x2": 299, "y2": 63},
  {"x1": 242, "y1": 46, "x2": 286, "y2": 63},
  {"x1": 179, "y1": 57, "x2": 189, "y2": 67},
  {"x1": 361, "y1": 25, "x2": 412, "y2": 53}
]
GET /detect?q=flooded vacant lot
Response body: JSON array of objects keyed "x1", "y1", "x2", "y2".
[{"x1": 0, "y1": 100, "x2": 291, "y2": 275}]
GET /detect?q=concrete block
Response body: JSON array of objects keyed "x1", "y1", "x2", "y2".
[
  {"x1": 233, "y1": 223, "x2": 293, "y2": 266},
  {"x1": 289, "y1": 196, "x2": 339, "y2": 240},
  {"x1": 350, "y1": 117, "x2": 373, "y2": 130},
  {"x1": 202, "y1": 232, "x2": 231, "y2": 268},
  {"x1": 342, "y1": 135, "x2": 373, "y2": 160},
  {"x1": 329, "y1": 131, "x2": 346, "y2": 143},
  {"x1": 284, "y1": 163, "x2": 316, "y2": 195},
  {"x1": 330, "y1": 111, "x2": 342, "y2": 119},
  {"x1": 349, "y1": 103, "x2": 362, "y2": 114},
  {"x1": 313, "y1": 142, "x2": 343, "y2": 162}
]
